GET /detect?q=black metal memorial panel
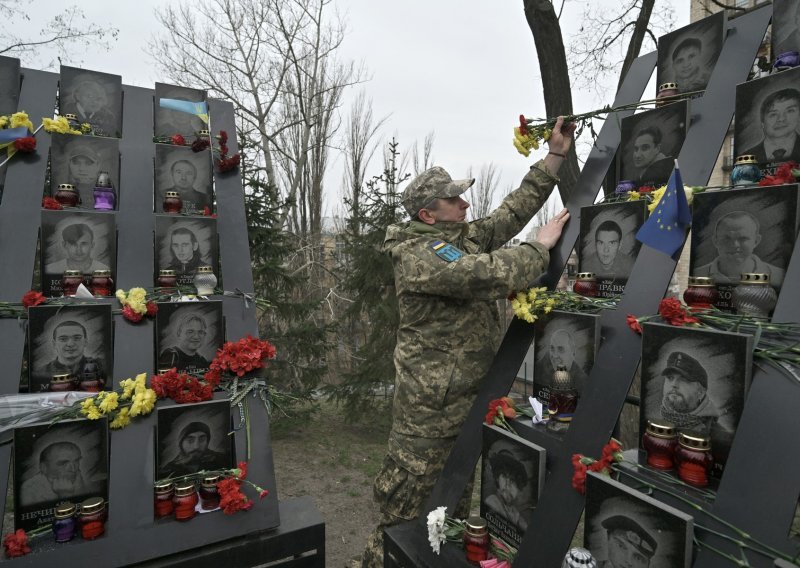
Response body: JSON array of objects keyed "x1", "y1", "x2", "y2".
[
  {"x1": 0, "y1": 68, "x2": 297, "y2": 566},
  {"x1": 385, "y1": 5, "x2": 782, "y2": 567}
]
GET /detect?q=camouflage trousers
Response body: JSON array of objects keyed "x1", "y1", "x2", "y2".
[{"x1": 360, "y1": 432, "x2": 474, "y2": 568}]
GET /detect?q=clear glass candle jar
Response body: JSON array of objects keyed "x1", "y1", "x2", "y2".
[
  {"x1": 573, "y1": 272, "x2": 597, "y2": 297},
  {"x1": 732, "y1": 272, "x2": 777, "y2": 319},
  {"x1": 163, "y1": 191, "x2": 183, "y2": 214},
  {"x1": 463, "y1": 516, "x2": 489, "y2": 563},
  {"x1": 731, "y1": 155, "x2": 762, "y2": 186},
  {"x1": 52, "y1": 501, "x2": 77, "y2": 543},
  {"x1": 55, "y1": 183, "x2": 80, "y2": 207},
  {"x1": 193, "y1": 265, "x2": 217, "y2": 295},
  {"x1": 199, "y1": 475, "x2": 221, "y2": 510},
  {"x1": 173, "y1": 482, "x2": 199, "y2": 521},
  {"x1": 154, "y1": 481, "x2": 175, "y2": 519},
  {"x1": 91, "y1": 269, "x2": 114, "y2": 297},
  {"x1": 79, "y1": 497, "x2": 107, "y2": 540},
  {"x1": 642, "y1": 421, "x2": 677, "y2": 470},
  {"x1": 62, "y1": 269, "x2": 84, "y2": 296},
  {"x1": 675, "y1": 432, "x2": 713, "y2": 487}
]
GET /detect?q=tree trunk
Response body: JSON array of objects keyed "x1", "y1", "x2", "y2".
[{"x1": 523, "y1": 0, "x2": 580, "y2": 202}]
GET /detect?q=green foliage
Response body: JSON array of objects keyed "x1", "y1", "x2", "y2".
[
  {"x1": 326, "y1": 139, "x2": 409, "y2": 415},
  {"x1": 245, "y1": 179, "x2": 330, "y2": 397}
]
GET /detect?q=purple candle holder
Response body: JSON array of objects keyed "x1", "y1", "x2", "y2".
[
  {"x1": 774, "y1": 51, "x2": 800, "y2": 71},
  {"x1": 615, "y1": 180, "x2": 636, "y2": 195}
]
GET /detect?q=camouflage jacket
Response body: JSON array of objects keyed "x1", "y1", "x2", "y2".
[{"x1": 384, "y1": 161, "x2": 559, "y2": 441}]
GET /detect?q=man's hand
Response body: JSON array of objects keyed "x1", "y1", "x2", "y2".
[
  {"x1": 536, "y1": 208, "x2": 570, "y2": 250},
  {"x1": 546, "y1": 116, "x2": 577, "y2": 156}
]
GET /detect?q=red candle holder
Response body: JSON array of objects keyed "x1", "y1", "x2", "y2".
[
  {"x1": 642, "y1": 421, "x2": 677, "y2": 470},
  {"x1": 656, "y1": 82, "x2": 679, "y2": 107},
  {"x1": 157, "y1": 269, "x2": 178, "y2": 292},
  {"x1": 173, "y1": 482, "x2": 199, "y2": 521},
  {"x1": 163, "y1": 191, "x2": 183, "y2": 214},
  {"x1": 49, "y1": 373, "x2": 77, "y2": 392},
  {"x1": 463, "y1": 516, "x2": 489, "y2": 563},
  {"x1": 62, "y1": 270, "x2": 84, "y2": 296},
  {"x1": 573, "y1": 272, "x2": 597, "y2": 297},
  {"x1": 683, "y1": 276, "x2": 718, "y2": 309},
  {"x1": 154, "y1": 482, "x2": 175, "y2": 519},
  {"x1": 91, "y1": 269, "x2": 114, "y2": 297},
  {"x1": 675, "y1": 432, "x2": 713, "y2": 487},
  {"x1": 55, "y1": 183, "x2": 80, "y2": 207},
  {"x1": 79, "y1": 497, "x2": 106, "y2": 540},
  {"x1": 199, "y1": 475, "x2": 221, "y2": 510}
]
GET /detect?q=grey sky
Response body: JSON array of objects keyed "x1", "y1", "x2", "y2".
[{"x1": 13, "y1": 0, "x2": 689, "y2": 227}]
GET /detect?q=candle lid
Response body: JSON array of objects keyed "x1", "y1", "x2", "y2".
[
  {"x1": 165, "y1": 191, "x2": 181, "y2": 198},
  {"x1": 197, "y1": 129, "x2": 210, "y2": 136},
  {"x1": 687, "y1": 276, "x2": 714, "y2": 286},
  {"x1": 54, "y1": 502, "x2": 77, "y2": 519},
  {"x1": 576, "y1": 272, "x2": 596, "y2": 281},
  {"x1": 158, "y1": 269, "x2": 176, "y2": 276},
  {"x1": 734, "y1": 154, "x2": 758, "y2": 165},
  {"x1": 196, "y1": 265, "x2": 214, "y2": 274},
  {"x1": 658, "y1": 82, "x2": 678, "y2": 91},
  {"x1": 739, "y1": 272, "x2": 770, "y2": 284},
  {"x1": 80, "y1": 497, "x2": 105, "y2": 514},
  {"x1": 201, "y1": 475, "x2": 221, "y2": 487},
  {"x1": 92, "y1": 269, "x2": 112, "y2": 277},
  {"x1": 465, "y1": 516, "x2": 487, "y2": 531},
  {"x1": 154, "y1": 481, "x2": 174, "y2": 494},
  {"x1": 645, "y1": 420, "x2": 676, "y2": 438},
  {"x1": 174, "y1": 481, "x2": 197, "y2": 496},
  {"x1": 57, "y1": 183, "x2": 77, "y2": 191},
  {"x1": 50, "y1": 373, "x2": 74, "y2": 383},
  {"x1": 63, "y1": 113, "x2": 77, "y2": 121},
  {"x1": 678, "y1": 432, "x2": 711, "y2": 450},
  {"x1": 63, "y1": 269, "x2": 83, "y2": 277}
]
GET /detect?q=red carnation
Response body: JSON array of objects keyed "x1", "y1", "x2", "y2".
[
  {"x1": 658, "y1": 297, "x2": 698, "y2": 326},
  {"x1": 191, "y1": 137, "x2": 210, "y2": 152},
  {"x1": 146, "y1": 301, "x2": 158, "y2": 317},
  {"x1": 638, "y1": 185, "x2": 655, "y2": 194},
  {"x1": 21, "y1": 290, "x2": 46, "y2": 308},
  {"x1": 217, "y1": 476, "x2": 252, "y2": 515},
  {"x1": 626, "y1": 314, "x2": 643, "y2": 334},
  {"x1": 259, "y1": 489, "x2": 269, "y2": 499},
  {"x1": 759, "y1": 160, "x2": 797, "y2": 187},
  {"x1": 218, "y1": 130, "x2": 228, "y2": 144},
  {"x1": 13, "y1": 136, "x2": 36, "y2": 153},
  {"x1": 42, "y1": 197, "x2": 63, "y2": 210},
  {"x1": 571, "y1": 454, "x2": 589, "y2": 495},
  {"x1": 216, "y1": 153, "x2": 240, "y2": 173},
  {"x1": 3, "y1": 529, "x2": 31, "y2": 558},
  {"x1": 518, "y1": 114, "x2": 528, "y2": 136},
  {"x1": 122, "y1": 305, "x2": 144, "y2": 323},
  {"x1": 171, "y1": 134, "x2": 186, "y2": 146}
]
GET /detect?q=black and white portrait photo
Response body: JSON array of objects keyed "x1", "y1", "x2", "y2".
[
  {"x1": 41, "y1": 210, "x2": 116, "y2": 296},
  {"x1": 50, "y1": 133, "x2": 120, "y2": 209},
  {"x1": 585, "y1": 472, "x2": 694, "y2": 568},
  {"x1": 59, "y1": 66, "x2": 122, "y2": 138},
  {"x1": 14, "y1": 418, "x2": 109, "y2": 532},
  {"x1": 154, "y1": 83, "x2": 207, "y2": 139},
  {"x1": 773, "y1": 0, "x2": 800, "y2": 59},
  {"x1": 619, "y1": 102, "x2": 687, "y2": 188},
  {"x1": 480, "y1": 424, "x2": 545, "y2": 548},
  {"x1": 641, "y1": 323, "x2": 752, "y2": 476},
  {"x1": 579, "y1": 201, "x2": 648, "y2": 297},
  {"x1": 156, "y1": 399, "x2": 233, "y2": 480},
  {"x1": 657, "y1": 12, "x2": 725, "y2": 95},
  {"x1": 735, "y1": 67, "x2": 800, "y2": 168},
  {"x1": 691, "y1": 184, "x2": 798, "y2": 309},
  {"x1": 156, "y1": 301, "x2": 223, "y2": 375},
  {"x1": 155, "y1": 215, "x2": 218, "y2": 287},
  {"x1": 530, "y1": 311, "x2": 600, "y2": 403},
  {"x1": 0, "y1": 55, "x2": 21, "y2": 116},
  {"x1": 155, "y1": 144, "x2": 213, "y2": 214},
  {"x1": 27, "y1": 304, "x2": 113, "y2": 393}
]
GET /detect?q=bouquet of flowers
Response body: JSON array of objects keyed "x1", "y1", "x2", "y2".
[{"x1": 426, "y1": 506, "x2": 517, "y2": 562}]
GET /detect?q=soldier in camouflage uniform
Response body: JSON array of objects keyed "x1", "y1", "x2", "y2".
[{"x1": 359, "y1": 117, "x2": 575, "y2": 567}]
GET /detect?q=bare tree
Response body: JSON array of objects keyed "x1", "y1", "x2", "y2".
[
  {"x1": 403, "y1": 130, "x2": 436, "y2": 176},
  {"x1": 466, "y1": 162, "x2": 500, "y2": 220},
  {"x1": 0, "y1": 2, "x2": 118, "y2": 67},
  {"x1": 151, "y1": 0, "x2": 363, "y2": 234}
]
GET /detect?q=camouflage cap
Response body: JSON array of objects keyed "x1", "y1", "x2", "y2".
[
  {"x1": 401, "y1": 166, "x2": 474, "y2": 217},
  {"x1": 662, "y1": 351, "x2": 707, "y2": 388},
  {"x1": 68, "y1": 142, "x2": 100, "y2": 164},
  {"x1": 601, "y1": 515, "x2": 657, "y2": 558}
]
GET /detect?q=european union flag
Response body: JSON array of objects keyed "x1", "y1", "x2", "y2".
[
  {"x1": 635, "y1": 162, "x2": 692, "y2": 257},
  {"x1": 159, "y1": 98, "x2": 209, "y2": 123}
]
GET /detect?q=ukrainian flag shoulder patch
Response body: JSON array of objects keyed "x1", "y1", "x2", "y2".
[{"x1": 429, "y1": 240, "x2": 463, "y2": 262}]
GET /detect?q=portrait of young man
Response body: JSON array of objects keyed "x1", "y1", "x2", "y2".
[
  {"x1": 735, "y1": 67, "x2": 800, "y2": 168},
  {"x1": 641, "y1": 323, "x2": 753, "y2": 476},
  {"x1": 656, "y1": 12, "x2": 724, "y2": 95},
  {"x1": 28, "y1": 304, "x2": 113, "y2": 393},
  {"x1": 60, "y1": 66, "x2": 122, "y2": 137},
  {"x1": 154, "y1": 82, "x2": 207, "y2": 138},
  {"x1": 50, "y1": 134, "x2": 120, "y2": 208},
  {"x1": 41, "y1": 211, "x2": 116, "y2": 296},
  {"x1": 156, "y1": 301, "x2": 223, "y2": 375},
  {"x1": 14, "y1": 420, "x2": 108, "y2": 532},
  {"x1": 157, "y1": 400, "x2": 233, "y2": 480},
  {"x1": 690, "y1": 184, "x2": 799, "y2": 309},
  {"x1": 155, "y1": 216, "x2": 218, "y2": 287},
  {"x1": 579, "y1": 201, "x2": 647, "y2": 297},
  {"x1": 155, "y1": 145, "x2": 212, "y2": 214},
  {"x1": 619, "y1": 102, "x2": 687, "y2": 189}
]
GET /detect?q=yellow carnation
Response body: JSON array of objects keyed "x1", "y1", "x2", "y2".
[
  {"x1": 98, "y1": 392, "x2": 119, "y2": 414},
  {"x1": 0, "y1": 116, "x2": 8, "y2": 128},
  {"x1": 80, "y1": 397, "x2": 97, "y2": 414},
  {"x1": 10, "y1": 111, "x2": 33, "y2": 131},
  {"x1": 84, "y1": 406, "x2": 103, "y2": 420},
  {"x1": 119, "y1": 378, "x2": 135, "y2": 401},
  {"x1": 130, "y1": 388, "x2": 157, "y2": 417},
  {"x1": 627, "y1": 191, "x2": 641, "y2": 201},
  {"x1": 110, "y1": 407, "x2": 131, "y2": 429},
  {"x1": 513, "y1": 137, "x2": 530, "y2": 157},
  {"x1": 128, "y1": 288, "x2": 147, "y2": 303},
  {"x1": 115, "y1": 289, "x2": 127, "y2": 303}
]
